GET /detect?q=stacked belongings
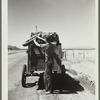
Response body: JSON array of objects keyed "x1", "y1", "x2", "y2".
[{"x1": 22, "y1": 32, "x2": 60, "y2": 47}]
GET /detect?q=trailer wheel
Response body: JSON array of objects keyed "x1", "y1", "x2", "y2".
[{"x1": 22, "y1": 64, "x2": 27, "y2": 87}]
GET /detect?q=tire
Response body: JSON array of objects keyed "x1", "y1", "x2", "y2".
[{"x1": 22, "y1": 64, "x2": 27, "y2": 87}]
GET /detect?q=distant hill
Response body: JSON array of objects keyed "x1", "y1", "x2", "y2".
[{"x1": 8, "y1": 45, "x2": 20, "y2": 50}]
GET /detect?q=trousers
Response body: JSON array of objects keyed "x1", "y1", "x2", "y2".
[
  {"x1": 44, "y1": 57, "x2": 54, "y2": 91},
  {"x1": 43, "y1": 44, "x2": 62, "y2": 91}
]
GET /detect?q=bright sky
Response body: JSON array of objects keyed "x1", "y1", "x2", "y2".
[{"x1": 8, "y1": 0, "x2": 96, "y2": 49}]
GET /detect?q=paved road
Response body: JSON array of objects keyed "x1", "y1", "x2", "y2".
[{"x1": 8, "y1": 51, "x2": 95, "y2": 100}]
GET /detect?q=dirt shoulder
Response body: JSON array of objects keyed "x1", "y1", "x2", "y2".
[
  {"x1": 62, "y1": 60, "x2": 96, "y2": 94},
  {"x1": 8, "y1": 50, "x2": 26, "y2": 55}
]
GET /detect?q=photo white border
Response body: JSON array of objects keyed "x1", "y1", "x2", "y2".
[
  {"x1": 94, "y1": 0, "x2": 99, "y2": 100},
  {"x1": 1, "y1": 0, "x2": 99, "y2": 100},
  {"x1": 2, "y1": 0, "x2": 8, "y2": 100}
]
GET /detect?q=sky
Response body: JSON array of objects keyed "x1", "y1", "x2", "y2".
[{"x1": 8, "y1": 0, "x2": 96, "y2": 49}]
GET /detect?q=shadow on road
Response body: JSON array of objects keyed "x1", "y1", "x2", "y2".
[
  {"x1": 37, "y1": 73, "x2": 84, "y2": 94},
  {"x1": 24, "y1": 72, "x2": 84, "y2": 94}
]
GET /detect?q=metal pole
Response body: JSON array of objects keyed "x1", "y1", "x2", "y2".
[{"x1": 36, "y1": 26, "x2": 38, "y2": 32}]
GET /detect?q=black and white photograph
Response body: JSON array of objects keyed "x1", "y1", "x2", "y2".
[{"x1": 3, "y1": 0, "x2": 98, "y2": 100}]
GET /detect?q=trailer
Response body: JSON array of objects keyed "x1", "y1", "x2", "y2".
[{"x1": 22, "y1": 32, "x2": 65, "y2": 88}]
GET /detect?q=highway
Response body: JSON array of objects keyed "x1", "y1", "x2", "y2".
[{"x1": 8, "y1": 51, "x2": 95, "y2": 100}]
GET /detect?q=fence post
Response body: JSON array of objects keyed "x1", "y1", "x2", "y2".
[
  {"x1": 67, "y1": 50, "x2": 68, "y2": 56},
  {"x1": 83, "y1": 51, "x2": 85, "y2": 59},
  {"x1": 65, "y1": 51, "x2": 66, "y2": 59},
  {"x1": 73, "y1": 50, "x2": 74, "y2": 57}
]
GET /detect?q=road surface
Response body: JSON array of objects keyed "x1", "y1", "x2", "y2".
[{"x1": 8, "y1": 51, "x2": 95, "y2": 100}]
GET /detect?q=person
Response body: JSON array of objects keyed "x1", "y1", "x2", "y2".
[
  {"x1": 33, "y1": 32, "x2": 62, "y2": 93},
  {"x1": 43, "y1": 32, "x2": 63, "y2": 93}
]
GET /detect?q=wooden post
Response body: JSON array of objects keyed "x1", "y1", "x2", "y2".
[
  {"x1": 83, "y1": 51, "x2": 85, "y2": 59},
  {"x1": 65, "y1": 51, "x2": 66, "y2": 59},
  {"x1": 73, "y1": 50, "x2": 74, "y2": 57},
  {"x1": 67, "y1": 50, "x2": 68, "y2": 56}
]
